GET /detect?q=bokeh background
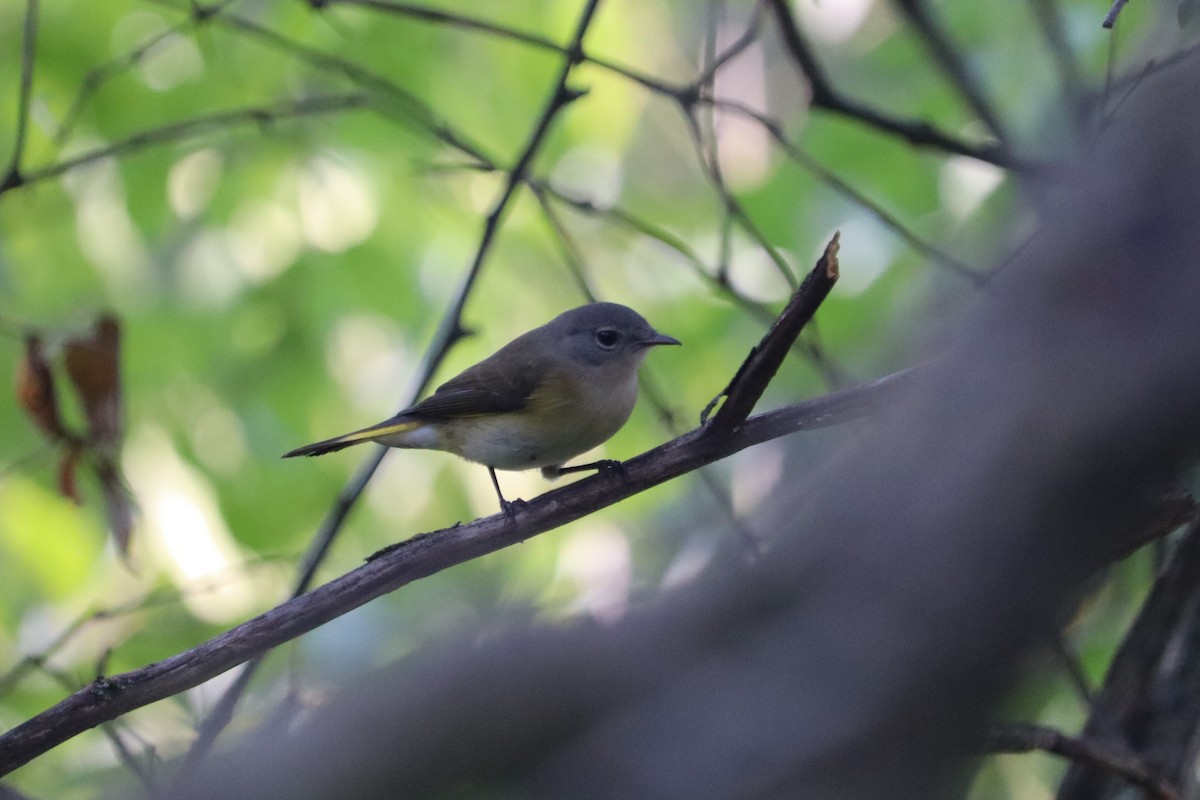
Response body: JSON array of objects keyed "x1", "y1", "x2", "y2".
[{"x1": 0, "y1": 1, "x2": 1185, "y2": 796}]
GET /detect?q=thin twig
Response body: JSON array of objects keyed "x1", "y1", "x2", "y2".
[
  {"x1": 1025, "y1": 0, "x2": 1085, "y2": 117},
  {"x1": 531, "y1": 187, "x2": 596, "y2": 300},
  {"x1": 1102, "y1": 0, "x2": 1130, "y2": 29},
  {"x1": 54, "y1": 0, "x2": 239, "y2": 145},
  {"x1": 326, "y1": 0, "x2": 987, "y2": 286},
  {"x1": 701, "y1": 96, "x2": 985, "y2": 285},
  {"x1": 890, "y1": 0, "x2": 1009, "y2": 142},
  {"x1": 678, "y1": 109, "x2": 797, "y2": 290},
  {"x1": 204, "y1": 9, "x2": 498, "y2": 167},
  {"x1": 764, "y1": 0, "x2": 1022, "y2": 170},
  {"x1": 1059, "y1": 521, "x2": 1200, "y2": 799},
  {"x1": 703, "y1": 10, "x2": 733, "y2": 290},
  {"x1": 529, "y1": 181, "x2": 776, "y2": 325},
  {"x1": 320, "y1": 0, "x2": 674, "y2": 96},
  {"x1": 691, "y1": 0, "x2": 767, "y2": 91},
  {"x1": 0, "y1": 557, "x2": 291, "y2": 697},
  {"x1": 1101, "y1": 487, "x2": 1196, "y2": 564},
  {"x1": 2, "y1": 0, "x2": 38, "y2": 193},
  {"x1": 986, "y1": 722, "x2": 1180, "y2": 800},
  {"x1": 0, "y1": 367, "x2": 917, "y2": 777},
  {"x1": 1103, "y1": 21, "x2": 1119, "y2": 110},
  {"x1": 1048, "y1": 632, "x2": 1095, "y2": 707},
  {"x1": 705, "y1": 234, "x2": 840, "y2": 432},
  {"x1": 224, "y1": 0, "x2": 895, "y2": 302},
  {"x1": 326, "y1": 0, "x2": 573, "y2": 52},
  {"x1": 699, "y1": 0, "x2": 730, "y2": 281},
  {"x1": 36, "y1": 664, "x2": 159, "y2": 795},
  {"x1": 644, "y1": 374, "x2": 764, "y2": 555},
  {"x1": 695, "y1": 1, "x2": 771, "y2": 292},
  {"x1": 223, "y1": 0, "x2": 977, "y2": 289},
  {"x1": 3, "y1": 94, "x2": 371, "y2": 196}
]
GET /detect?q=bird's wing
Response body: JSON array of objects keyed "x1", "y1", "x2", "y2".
[{"x1": 405, "y1": 342, "x2": 549, "y2": 420}]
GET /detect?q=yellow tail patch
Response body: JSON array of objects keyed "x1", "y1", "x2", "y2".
[{"x1": 282, "y1": 418, "x2": 421, "y2": 458}]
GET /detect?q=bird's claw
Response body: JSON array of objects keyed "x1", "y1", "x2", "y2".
[
  {"x1": 500, "y1": 497, "x2": 527, "y2": 520},
  {"x1": 598, "y1": 459, "x2": 628, "y2": 482}
]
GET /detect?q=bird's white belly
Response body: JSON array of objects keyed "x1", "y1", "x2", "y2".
[{"x1": 440, "y1": 375, "x2": 638, "y2": 470}]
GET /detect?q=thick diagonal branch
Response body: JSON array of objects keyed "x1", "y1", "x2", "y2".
[{"x1": 0, "y1": 368, "x2": 911, "y2": 777}]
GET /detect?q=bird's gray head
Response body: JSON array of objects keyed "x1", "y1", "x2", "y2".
[{"x1": 551, "y1": 302, "x2": 680, "y2": 368}]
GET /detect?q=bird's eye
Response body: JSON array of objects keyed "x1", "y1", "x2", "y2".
[{"x1": 595, "y1": 328, "x2": 620, "y2": 348}]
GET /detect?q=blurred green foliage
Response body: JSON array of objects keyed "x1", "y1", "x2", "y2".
[{"x1": 0, "y1": 0, "x2": 1173, "y2": 796}]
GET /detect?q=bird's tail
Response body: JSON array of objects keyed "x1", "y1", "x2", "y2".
[{"x1": 282, "y1": 418, "x2": 422, "y2": 458}]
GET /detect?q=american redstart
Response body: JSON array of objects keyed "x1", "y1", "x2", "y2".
[{"x1": 283, "y1": 302, "x2": 680, "y2": 513}]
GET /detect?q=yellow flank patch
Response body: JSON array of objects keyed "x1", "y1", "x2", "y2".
[{"x1": 525, "y1": 372, "x2": 576, "y2": 414}]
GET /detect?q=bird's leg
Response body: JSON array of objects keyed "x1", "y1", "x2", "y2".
[
  {"x1": 543, "y1": 459, "x2": 627, "y2": 481},
  {"x1": 488, "y1": 466, "x2": 522, "y2": 519}
]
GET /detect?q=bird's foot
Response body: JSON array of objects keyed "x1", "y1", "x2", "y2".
[
  {"x1": 499, "y1": 496, "x2": 528, "y2": 520},
  {"x1": 547, "y1": 459, "x2": 627, "y2": 481},
  {"x1": 595, "y1": 459, "x2": 627, "y2": 481}
]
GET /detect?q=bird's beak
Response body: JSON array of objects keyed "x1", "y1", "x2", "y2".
[{"x1": 641, "y1": 331, "x2": 681, "y2": 347}]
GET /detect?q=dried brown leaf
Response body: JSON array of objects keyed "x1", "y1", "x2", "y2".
[
  {"x1": 64, "y1": 315, "x2": 122, "y2": 446},
  {"x1": 15, "y1": 334, "x2": 67, "y2": 441},
  {"x1": 57, "y1": 444, "x2": 84, "y2": 505}
]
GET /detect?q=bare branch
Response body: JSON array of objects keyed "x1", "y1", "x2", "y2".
[
  {"x1": 324, "y1": 0, "x2": 571, "y2": 52},
  {"x1": 4, "y1": 94, "x2": 371, "y2": 196},
  {"x1": 765, "y1": 0, "x2": 1024, "y2": 170},
  {"x1": 890, "y1": 0, "x2": 1009, "y2": 142},
  {"x1": 987, "y1": 723, "x2": 1181, "y2": 800},
  {"x1": 208, "y1": 9, "x2": 498, "y2": 167},
  {"x1": 1025, "y1": 0, "x2": 1086, "y2": 111},
  {"x1": 529, "y1": 181, "x2": 776, "y2": 323},
  {"x1": 160, "y1": 61, "x2": 1200, "y2": 800},
  {"x1": 677, "y1": 108, "x2": 798, "y2": 290},
  {"x1": 0, "y1": 559, "x2": 290, "y2": 699},
  {"x1": 54, "y1": 0, "x2": 239, "y2": 145},
  {"x1": 1, "y1": 0, "x2": 39, "y2": 193},
  {"x1": 1058, "y1": 521, "x2": 1200, "y2": 800},
  {"x1": 1048, "y1": 632, "x2": 1096, "y2": 706},
  {"x1": 704, "y1": 234, "x2": 840, "y2": 431},
  {"x1": 319, "y1": 0, "x2": 678, "y2": 96},
  {"x1": 691, "y1": 0, "x2": 767, "y2": 92},
  {"x1": 0, "y1": 368, "x2": 913, "y2": 776},
  {"x1": 1102, "y1": 0, "x2": 1131, "y2": 29},
  {"x1": 221, "y1": 0, "x2": 981, "y2": 290},
  {"x1": 250, "y1": 0, "x2": 986, "y2": 289},
  {"x1": 701, "y1": 96, "x2": 986, "y2": 284}
]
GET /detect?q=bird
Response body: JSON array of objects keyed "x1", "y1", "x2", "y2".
[{"x1": 283, "y1": 302, "x2": 680, "y2": 515}]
